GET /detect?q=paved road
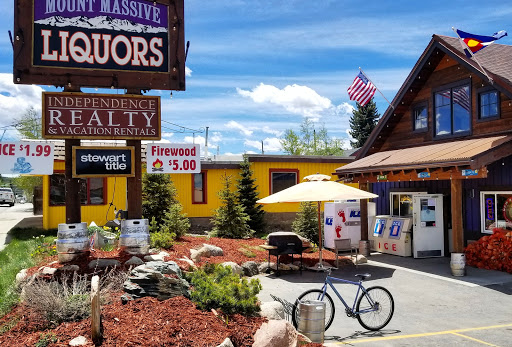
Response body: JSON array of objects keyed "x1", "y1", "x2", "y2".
[
  {"x1": 257, "y1": 254, "x2": 512, "y2": 346},
  {"x1": 0, "y1": 203, "x2": 42, "y2": 252}
]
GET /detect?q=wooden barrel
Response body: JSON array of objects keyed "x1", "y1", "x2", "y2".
[
  {"x1": 56, "y1": 222, "x2": 89, "y2": 263},
  {"x1": 119, "y1": 219, "x2": 150, "y2": 255}
]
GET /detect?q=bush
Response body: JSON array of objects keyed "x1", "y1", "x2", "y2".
[
  {"x1": 142, "y1": 173, "x2": 178, "y2": 224},
  {"x1": 20, "y1": 270, "x2": 125, "y2": 326},
  {"x1": 150, "y1": 231, "x2": 175, "y2": 249},
  {"x1": 292, "y1": 201, "x2": 319, "y2": 245},
  {"x1": 160, "y1": 203, "x2": 190, "y2": 239},
  {"x1": 185, "y1": 263, "x2": 261, "y2": 316}
]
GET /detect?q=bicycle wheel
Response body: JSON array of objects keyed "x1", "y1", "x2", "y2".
[
  {"x1": 291, "y1": 289, "x2": 335, "y2": 331},
  {"x1": 356, "y1": 286, "x2": 394, "y2": 331}
]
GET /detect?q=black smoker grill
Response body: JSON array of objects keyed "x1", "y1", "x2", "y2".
[{"x1": 264, "y1": 232, "x2": 308, "y2": 275}]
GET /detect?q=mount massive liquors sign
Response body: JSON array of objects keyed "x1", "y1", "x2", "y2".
[
  {"x1": 13, "y1": 0, "x2": 185, "y2": 90},
  {"x1": 42, "y1": 92, "x2": 161, "y2": 140}
]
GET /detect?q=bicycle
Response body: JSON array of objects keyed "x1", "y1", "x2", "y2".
[{"x1": 291, "y1": 269, "x2": 394, "y2": 331}]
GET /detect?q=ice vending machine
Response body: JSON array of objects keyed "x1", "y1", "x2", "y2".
[
  {"x1": 324, "y1": 201, "x2": 376, "y2": 249},
  {"x1": 369, "y1": 216, "x2": 412, "y2": 256}
]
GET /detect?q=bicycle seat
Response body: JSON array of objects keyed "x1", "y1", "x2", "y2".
[{"x1": 355, "y1": 273, "x2": 371, "y2": 280}]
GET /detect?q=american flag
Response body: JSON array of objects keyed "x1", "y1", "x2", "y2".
[
  {"x1": 347, "y1": 71, "x2": 377, "y2": 107},
  {"x1": 440, "y1": 87, "x2": 470, "y2": 112}
]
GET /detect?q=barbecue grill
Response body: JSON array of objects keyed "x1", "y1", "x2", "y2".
[{"x1": 262, "y1": 232, "x2": 308, "y2": 275}]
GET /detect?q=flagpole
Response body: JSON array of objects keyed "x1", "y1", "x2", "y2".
[
  {"x1": 358, "y1": 67, "x2": 394, "y2": 109},
  {"x1": 451, "y1": 27, "x2": 493, "y2": 84}
]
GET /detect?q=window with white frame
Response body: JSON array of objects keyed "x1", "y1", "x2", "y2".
[{"x1": 480, "y1": 191, "x2": 512, "y2": 233}]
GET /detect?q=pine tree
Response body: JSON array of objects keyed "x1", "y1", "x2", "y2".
[
  {"x1": 348, "y1": 98, "x2": 380, "y2": 148},
  {"x1": 237, "y1": 155, "x2": 265, "y2": 236},
  {"x1": 142, "y1": 173, "x2": 178, "y2": 224},
  {"x1": 292, "y1": 202, "x2": 320, "y2": 246},
  {"x1": 211, "y1": 174, "x2": 254, "y2": 239}
]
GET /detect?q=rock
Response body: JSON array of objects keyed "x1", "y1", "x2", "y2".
[
  {"x1": 69, "y1": 336, "x2": 89, "y2": 346},
  {"x1": 88, "y1": 259, "x2": 121, "y2": 269},
  {"x1": 287, "y1": 264, "x2": 300, "y2": 271},
  {"x1": 121, "y1": 294, "x2": 134, "y2": 305},
  {"x1": 59, "y1": 265, "x2": 80, "y2": 272},
  {"x1": 15, "y1": 269, "x2": 28, "y2": 285},
  {"x1": 190, "y1": 249, "x2": 201, "y2": 263},
  {"x1": 252, "y1": 320, "x2": 298, "y2": 347},
  {"x1": 144, "y1": 251, "x2": 169, "y2": 262},
  {"x1": 216, "y1": 337, "x2": 234, "y2": 347},
  {"x1": 260, "y1": 301, "x2": 285, "y2": 320},
  {"x1": 242, "y1": 261, "x2": 260, "y2": 277},
  {"x1": 354, "y1": 254, "x2": 368, "y2": 264},
  {"x1": 178, "y1": 256, "x2": 198, "y2": 270},
  {"x1": 148, "y1": 248, "x2": 160, "y2": 254},
  {"x1": 125, "y1": 256, "x2": 144, "y2": 266},
  {"x1": 221, "y1": 262, "x2": 242, "y2": 276},
  {"x1": 297, "y1": 332, "x2": 312, "y2": 344},
  {"x1": 40, "y1": 267, "x2": 58, "y2": 275},
  {"x1": 202, "y1": 244, "x2": 224, "y2": 256},
  {"x1": 258, "y1": 262, "x2": 274, "y2": 273},
  {"x1": 123, "y1": 261, "x2": 190, "y2": 300}
]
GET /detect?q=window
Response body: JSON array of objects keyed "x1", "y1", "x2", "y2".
[
  {"x1": 192, "y1": 171, "x2": 207, "y2": 204},
  {"x1": 270, "y1": 169, "x2": 298, "y2": 194},
  {"x1": 434, "y1": 83, "x2": 471, "y2": 137},
  {"x1": 412, "y1": 103, "x2": 428, "y2": 131},
  {"x1": 479, "y1": 89, "x2": 499, "y2": 119},
  {"x1": 480, "y1": 191, "x2": 512, "y2": 233},
  {"x1": 49, "y1": 173, "x2": 105, "y2": 206},
  {"x1": 390, "y1": 192, "x2": 426, "y2": 217}
]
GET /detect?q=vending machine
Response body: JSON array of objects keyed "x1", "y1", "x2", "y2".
[
  {"x1": 412, "y1": 194, "x2": 444, "y2": 258},
  {"x1": 324, "y1": 201, "x2": 376, "y2": 249},
  {"x1": 369, "y1": 216, "x2": 412, "y2": 256}
]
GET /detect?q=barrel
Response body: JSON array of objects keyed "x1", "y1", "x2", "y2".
[
  {"x1": 297, "y1": 300, "x2": 326, "y2": 343},
  {"x1": 119, "y1": 219, "x2": 150, "y2": 255},
  {"x1": 56, "y1": 222, "x2": 89, "y2": 263},
  {"x1": 450, "y1": 253, "x2": 466, "y2": 276}
]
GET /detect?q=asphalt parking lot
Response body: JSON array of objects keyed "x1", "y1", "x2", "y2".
[{"x1": 256, "y1": 253, "x2": 512, "y2": 346}]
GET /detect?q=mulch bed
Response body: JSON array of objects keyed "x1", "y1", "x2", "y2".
[{"x1": 0, "y1": 236, "x2": 351, "y2": 346}]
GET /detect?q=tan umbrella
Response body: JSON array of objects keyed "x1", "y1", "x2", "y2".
[{"x1": 257, "y1": 174, "x2": 378, "y2": 269}]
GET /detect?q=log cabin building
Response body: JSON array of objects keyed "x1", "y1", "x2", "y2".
[{"x1": 335, "y1": 34, "x2": 512, "y2": 255}]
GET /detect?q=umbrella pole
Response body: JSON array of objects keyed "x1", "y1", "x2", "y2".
[{"x1": 318, "y1": 201, "x2": 322, "y2": 266}]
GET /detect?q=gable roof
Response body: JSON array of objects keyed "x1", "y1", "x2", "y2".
[{"x1": 356, "y1": 34, "x2": 512, "y2": 160}]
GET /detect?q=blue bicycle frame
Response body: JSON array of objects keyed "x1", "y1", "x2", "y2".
[{"x1": 316, "y1": 275, "x2": 377, "y2": 315}]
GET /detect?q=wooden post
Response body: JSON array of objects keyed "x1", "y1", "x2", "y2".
[
  {"x1": 126, "y1": 89, "x2": 143, "y2": 220},
  {"x1": 91, "y1": 275, "x2": 101, "y2": 345},
  {"x1": 451, "y1": 179, "x2": 464, "y2": 253},
  {"x1": 126, "y1": 140, "x2": 142, "y2": 219},
  {"x1": 359, "y1": 183, "x2": 369, "y2": 241},
  {"x1": 65, "y1": 139, "x2": 81, "y2": 223}
]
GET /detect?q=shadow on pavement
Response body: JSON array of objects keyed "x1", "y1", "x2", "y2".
[{"x1": 326, "y1": 328, "x2": 402, "y2": 344}]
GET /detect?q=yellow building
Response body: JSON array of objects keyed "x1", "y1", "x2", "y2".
[{"x1": 42, "y1": 151, "x2": 355, "y2": 230}]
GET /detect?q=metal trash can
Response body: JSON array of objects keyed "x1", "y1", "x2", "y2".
[
  {"x1": 450, "y1": 253, "x2": 466, "y2": 276},
  {"x1": 297, "y1": 300, "x2": 325, "y2": 343}
]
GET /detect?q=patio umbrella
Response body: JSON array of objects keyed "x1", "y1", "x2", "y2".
[{"x1": 257, "y1": 174, "x2": 378, "y2": 269}]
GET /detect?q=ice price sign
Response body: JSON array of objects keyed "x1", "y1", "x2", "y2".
[
  {"x1": 147, "y1": 144, "x2": 201, "y2": 173},
  {"x1": 0, "y1": 142, "x2": 55, "y2": 175}
]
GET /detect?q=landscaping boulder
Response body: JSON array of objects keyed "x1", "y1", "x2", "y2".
[
  {"x1": 221, "y1": 262, "x2": 243, "y2": 276},
  {"x1": 59, "y1": 264, "x2": 80, "y2": 272},
  {"x1": 354, "y1": 254, "x2": 368, "y2": 265},
  {"x1": 259, "y1": 301, "x2": 285, "y2": 320},
  {"x1": 258, "y1": 262, "x2": 291, "y2": 273},
  {"x1": 144, "y1": 251, "x2": 169, "y2": 262},
  {"x1": 241, "y1": 261, "x2": 259, "y2": 277},
  {"x1": 123, "y1": 261, "x2": 190, "y2": 300},
  {"x1": 88, "y1": 259, "x2": 121, "y2": 269},
  {"x1": 125, "y1": 256, "x2": 144, "y2": 266},
  {"x1": 252, "y1": 320, "x2": 297, "y2": 347},
  {"x1": 202, "y1": 244, "x2": 224, "y2": 256},
  {"x1": 69, "y1": 336, "x2": 89, "y2": 346},
  {"x1": 215, "y1": 338, "x2": 234, "y2": 347}
]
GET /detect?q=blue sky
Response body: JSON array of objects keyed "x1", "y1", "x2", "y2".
[{"x1": 1, "y1": 1, "x2": 510, "y2": 155}]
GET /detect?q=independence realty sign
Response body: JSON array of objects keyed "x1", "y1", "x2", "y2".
[
  {"x1": 73, "y1": 146, "x2": 135, "y2": 177},
  {"x1": 42, "y1": 92, "x2": 161, "y2": 140},
  {"x1": 13, "y1": 0, "x2": 185, "y2": 90}
]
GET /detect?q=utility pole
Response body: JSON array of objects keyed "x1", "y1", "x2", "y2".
[{"x1": 204, "y1": 126, "x2": 209, "y2": 159}]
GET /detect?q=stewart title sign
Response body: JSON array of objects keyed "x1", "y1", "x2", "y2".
[
  {"x1": 42, "y1": 92, "x2": 161, "y2": 139},
  {"x1": 13, "y1": 0, "x2": 186, "y2": 90}
]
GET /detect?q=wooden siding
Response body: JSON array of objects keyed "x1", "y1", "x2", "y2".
[
  {"x1": 43, "y1": 161, "x2": 128, "y2": 229},
  {"x1": 378, "y1": 54, "x2": 512, "y2": 152},
  {"x1": 170, "y1": 161, "x2": 355, "y2": 217}
]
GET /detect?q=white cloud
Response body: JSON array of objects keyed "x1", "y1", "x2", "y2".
[
  {"x1": 244, "y1": 137, "x2": 282, "y2": 153},
  {"x1": 185, "y1": 66, "x2": 192, "y2": 76},
  {"x1": 0, "y1": 74, "x2": 44, "y2": 129},
  {"x1": 225, "y1": 120, "x2": 253, "y2": 136},
  {"x1": 237, "y1": 83, "x2": 332, "y2": 119},
  {"x1": 261, "y1": 125, "x2": 283, "y2": 136}
]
